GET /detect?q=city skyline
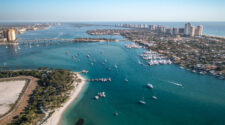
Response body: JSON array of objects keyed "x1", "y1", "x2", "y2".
[{"x1": 0, "y1": 0, "x2": 225, "y2": 22}]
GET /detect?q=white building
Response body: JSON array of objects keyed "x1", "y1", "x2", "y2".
[
  {"x1": 8, "y1": 29, "x2": 16, "y2": 41},
  {"x1": 190, "y1": 26, "x2": 196, "y2": 37},
  {"x1": 184, "y1": 22, "x2": 192, "y2": 36},
  {"x1": 195, "y1": 25, "x2": 203, "y2": 36}
]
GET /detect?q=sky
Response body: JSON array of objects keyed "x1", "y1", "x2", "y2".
[{"x1": 0, "y1": 0, "x2": 225, "y2": 22}]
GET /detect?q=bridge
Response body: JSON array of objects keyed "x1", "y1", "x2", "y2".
[
  {"x1": 0, "y1": 38, "x2": 128, "y2": 47},
  {"x1": 19, "y1": 38, "x2": 74, "y2": 43}
]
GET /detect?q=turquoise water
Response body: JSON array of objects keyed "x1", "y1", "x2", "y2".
[{"x1": 0, "y1": 23, "x2": 225, "y2": 125}]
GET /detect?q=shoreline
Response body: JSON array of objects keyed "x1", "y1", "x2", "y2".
[{"x1": 42, "y1": 73, "x2": 86, "y2": 125}]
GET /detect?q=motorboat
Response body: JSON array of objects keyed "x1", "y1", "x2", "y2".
[
  {"x1": 147, "y1": 83, "x2": 154, "y2": 89},
  {"x1": 152, "y1": 96, "x2": 158, "y2": 100}
]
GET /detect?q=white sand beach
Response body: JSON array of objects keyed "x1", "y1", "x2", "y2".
[
  {"x1": 43, "y1": 73, "x2": 86, "y2": 125},
  {"x1": 0, "y1": 80, "x2": 26, "y2": 116}
]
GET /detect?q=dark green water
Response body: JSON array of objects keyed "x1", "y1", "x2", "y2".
[{"x1": 0, "y1": 23, "x2": 224, "y2": 125}]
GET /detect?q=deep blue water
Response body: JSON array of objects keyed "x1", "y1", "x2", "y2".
[{"x1": 0, "y1": 23, "x2": 225, "y2": 125}]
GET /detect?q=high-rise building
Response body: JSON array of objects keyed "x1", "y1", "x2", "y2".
[
  {"x1": 173, "y1": 28, "x2": 179, "y2": 35},
  {"x1": 195, "y1": 25, "x2": 203, "y2": 36},
  {"x1": 3, "y1": 30, "x2": 8, "y2": 38},
  {"x1": 144, "y1": 24, "x2": 148, "y2": 28},
  {"x1": 166, "y1": 28, "x2": 173, "y2": 35},
  {"x1": 179, "y1": 28, "x2": 185, "y2": 35},
  {"x1": 149, "y1": 25, "x2": 156, "y2": 31},
  {"x1": 184, "y1": 22, "x2": 192, "y2": 36},
  {"x1": 190, "y1": 26, "x2": 195, "y2": 37},
  {"x1": 7, "y1": 29, "x2": 16, "y2": 41}
]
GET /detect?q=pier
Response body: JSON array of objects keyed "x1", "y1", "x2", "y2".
[{"x1": 87, "y1": 78, "x2": 112, "y2": 82}]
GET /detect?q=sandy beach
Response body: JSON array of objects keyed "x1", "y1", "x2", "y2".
[{"x1": 43, "y1": 73, "x2": 86, "y2": 125}]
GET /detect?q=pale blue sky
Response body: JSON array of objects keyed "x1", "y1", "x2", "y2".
[{"x1": 0, "y1": 0, "x2": 225, "y2": 22}]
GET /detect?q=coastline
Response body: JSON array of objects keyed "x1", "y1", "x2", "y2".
[{"x1": 42, "y1": 73, "x2": 87, "y2": 125}]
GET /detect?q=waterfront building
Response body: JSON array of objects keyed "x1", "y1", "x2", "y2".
[
  {"x1": 195, "y1": 25, "x2": 203, "y2": 36},
  {"x1": 7, "y1": 29, "x2": 16, "y2": 41},
  {"x1": 190, "y1": 26, "x2": 196, "y2": 37},
  {"x1": 184, "y1": 22, "x2": 192, "y2": 36}
]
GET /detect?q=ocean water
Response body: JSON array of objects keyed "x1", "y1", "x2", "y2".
[{"x1": 0, "y1": 23, "x2": 225, "y2": 125}]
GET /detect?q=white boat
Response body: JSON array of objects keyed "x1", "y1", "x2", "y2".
[
  {"x1": 94, "y1": 96, "x2": 99, "y2": 100},
  {"x1": 139, "y1": 100, "x2": 146, "y2": 105},
  {"x1": 98, "y1": 92, "x2": 106, "y2": 98},
  {"x1": 147, "y1": 83, "x2": 154, "y2": 89},
  {"x1": 152, "y1": 96, "x2": 158, "y2": 100},
  {"x1": 114, "y1": 112, "x2": 119, "y2": 116},
  {"x1": 180, "y1": 66, "x2": 184, "y2": 69},
  {"x1": 124, "y1": 78, "x2": 128, "y2": 82},
  {"x1": 114, "y1": 64, "x2": 118, "y2": 69}
]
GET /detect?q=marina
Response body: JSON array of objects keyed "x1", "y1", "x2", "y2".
[{"x1": 140, "y1": 50, "x2": 172, "y2": 66}]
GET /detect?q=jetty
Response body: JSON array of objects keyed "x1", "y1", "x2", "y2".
[{"x1": 87, "y1": 78, "x2": 112, "y2": 82}]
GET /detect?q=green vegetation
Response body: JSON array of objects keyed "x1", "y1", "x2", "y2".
[{"x1": 0, "y1": 68, "x2": 77, "y2": 125}]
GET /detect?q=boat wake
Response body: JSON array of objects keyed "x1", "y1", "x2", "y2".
[{"x1": 168, "y1": 81, "x2": 183, "y2": 87}]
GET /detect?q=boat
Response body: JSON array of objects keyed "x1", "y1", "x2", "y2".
[
  {"x1": 98, "y1": 92, "x2": 106, "y2": 98},
  {"x1": 114, "y1": 112, "x2": 119, "y2": 116},
  {"x1": 139, "y1": 100, "x2": 146, "y2": 105},
  {"x1": 147, "y1": 83, "x2": 154, "y2": 89},
  {"x1": 180, "y1": 66, "x2": 184, "y2": 69},
  {"x1": 94, "y1": 96, "x2": 99, "y2": 100},
  {"x1": 114, "y1": 64, "x2": 118, "y2": 69},
  {"x1": 124, "y1": 78, "x2": 128, "y2": 82},
  {"x1": 5, "y1": 46, "x2": 8, "y2": 49},
  {"x1": 65, "y1": 51, "x2": 69, "y2": 55},
  {"x1": 152, "y1": 96, "x2": 158, "y2": 100}
]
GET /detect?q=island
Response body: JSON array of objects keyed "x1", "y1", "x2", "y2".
[{"x1": 0, "y1": 68, "x2": 86, "y2": 125}]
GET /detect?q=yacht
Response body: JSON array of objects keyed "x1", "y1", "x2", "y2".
[
  {"x1": 152, "y1": 96, "x2": 158, "y2": 100},
  {"x1": 98, "y1": 92, "x2": 106, "y2": 98},
  {"x1": 147, "y1": 83, "x2": 154, "y2": 89},
  {"x1": 94, "y1": 96, "x2": 99, "y2": 100},
  {"x1": 114, "y1": 112, "x2": 119, "y2": 116},
  {"x1": 139, "y1": 100, "x2": 146, "y2": 105},
  {"x1": 124, "y1": 78, "x2": 128, "y2": 82},
  {"x1": 114, "y1": 64, "x2": 118, "y2": 69}
]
